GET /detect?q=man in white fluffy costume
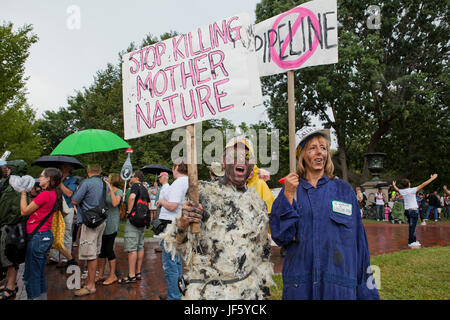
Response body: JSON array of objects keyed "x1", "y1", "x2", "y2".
[{"x1": 162, "y1": 138, "x2": 274, "y2": 300}]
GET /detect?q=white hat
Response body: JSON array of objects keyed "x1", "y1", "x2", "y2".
[{"x1": 295, "y1": 127, "x2": 331, "y2": 156}]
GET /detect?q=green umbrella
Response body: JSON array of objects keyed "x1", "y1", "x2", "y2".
[{"x1": 50, "y1": 129, "x2": 131, "y2": 156}]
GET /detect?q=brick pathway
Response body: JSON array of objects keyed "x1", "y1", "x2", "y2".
[{"x1": 12, "y1": 222, "x2": 450, "y2": 300}]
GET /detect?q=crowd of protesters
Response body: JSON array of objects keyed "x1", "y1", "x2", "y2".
[
  {"x1": 0, "y1": 133, "x2": 447, "y2": 300},
  {"x1": 356, "y1": 183, "x2": 448, "y2": 225}
]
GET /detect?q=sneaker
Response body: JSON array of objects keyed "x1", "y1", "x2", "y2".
[
  {"x1": 408, "y1": 242, "x2": 421, "y2": 249},
  {"x1": 421, "y1": 221, "x2": 427, "y2": 226},
  {"x1": 47, "y1": 259, "x2": 58, "y2": 266},
  {"x1": 67, "y1": 259, "x2": 78, "y2": 267}
]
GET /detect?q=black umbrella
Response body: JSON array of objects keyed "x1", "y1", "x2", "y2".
[
  {"x1": 32, "y1": 155, "x2": 85, "y2": 169},
  {"x1": 141, "y1": 164, "x2": 172, "y2": 175}
]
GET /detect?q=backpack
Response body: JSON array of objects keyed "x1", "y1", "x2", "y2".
[
  {"x1": 4, "y1": 193, "x2": 56, "y2": 265},
  {"x1": 128, "y1": 184, "x2": 150, "y2": 228},
  {"x1": 82, "y1": 178, "x2": 109, "y2": 228},
  {"x1": 4, "y1": 221, "x2": 27, "y2": 265}
]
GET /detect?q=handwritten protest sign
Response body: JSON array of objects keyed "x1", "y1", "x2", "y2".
[
  {"x1": 122, "y1": 12, "x2": 263, "y2": 140},
  {"x1": 255, "y1": 0, "x2": 338, "y2": 77}
]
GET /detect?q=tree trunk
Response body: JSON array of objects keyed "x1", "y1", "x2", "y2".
[
  {"x1": 338, "y1": 147, "x2": 349, "y2": 182},
  {"x1": 329, "y1": 107, "x2": 349, "y2": 182}
]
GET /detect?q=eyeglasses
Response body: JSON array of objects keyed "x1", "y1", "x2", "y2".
[{"x1": 39, "y1": 174, "x2": 46, "y2": 178}]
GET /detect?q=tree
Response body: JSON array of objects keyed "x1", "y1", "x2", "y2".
[
  {"x1": 0, "y1": 93, "x2": 41, "y2": 166},
  {"x1": 0, "y1": 22, "x2": 38, "y2": 109},
  {"x1": 255, "y1": 0, "x2": 449, "y2": 185},
  {"x1": 0, "y1": 22, "x2": 41, "y2": 168}
]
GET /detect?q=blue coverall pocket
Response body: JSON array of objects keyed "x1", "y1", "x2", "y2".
[
  {"x1": 329, "y1": 211, "x2": 352, "y2": 228},
  {"x1": 329, "y1": 212, "x2": 353, "y2": 246}
]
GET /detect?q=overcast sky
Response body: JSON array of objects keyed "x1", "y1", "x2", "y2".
[{"x1": 1, "y1": 0, "x2": 337, "y2": 148}]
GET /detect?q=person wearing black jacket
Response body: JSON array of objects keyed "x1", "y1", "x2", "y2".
[
  {"x1": 0, "y1": 160, "x2": 29, "y2": 300},
  {"x1": 425, "y1": 191, "x2": 440, "y2": 222}
]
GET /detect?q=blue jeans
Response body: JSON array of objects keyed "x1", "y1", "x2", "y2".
[
  {"x1": 425, "y1": 206, "x2": 438, "y2": 220},
  {"x1": 406, "y1": 210, "x2": 419, "y2": 245},
  {"x1": 161, "y1": 240, "x2": 183, "y2": 300},
  {"x1": 443, "y1": 206, "x2": 449, "y2": 218},
  {"x1": 24, "y1": 230, "x2": 53, "y2": 300},
  {"x1": 375, "y1": 205, "x2": 384, "y2": 220}
]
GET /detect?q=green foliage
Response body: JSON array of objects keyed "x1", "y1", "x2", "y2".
[
  {"x1": 0, "y1": 95, "x2": 41, "y2": 165},
  {"x1": 0, "y1": 22, "x2": 41, "y2": 171},
  {"x1": 0, "y1": 22, "x2": 38, "y2": 109},
  {"x1": 255, "y1": 0, "x2": 449, "y2": 185}
]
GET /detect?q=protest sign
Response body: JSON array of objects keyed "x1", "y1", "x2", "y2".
[
  {"x1": 122, "y1": 12, "x2": 263, "y2": 140},
  {"x1": 255, "y1": 0, "x2": 338, "y2": 77}
]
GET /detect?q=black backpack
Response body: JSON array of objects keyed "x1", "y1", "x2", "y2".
[
  {"x1": 5, "y1": 193, "x2": 56, "y2": 265},
  {"x1": 128, "y1": 184, "x2": 150, "y2": 228},
  {"x1": 82, "y1": 178, "x2": 109, "y2": 228},
  {"x1": 4, "y1": 221, "x2": 27, "y2": 265}
]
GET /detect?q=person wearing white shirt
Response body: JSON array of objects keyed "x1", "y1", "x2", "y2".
[
  {"x1": 375, "y1": 188, "x2": 386, "y2": 221},
  {"x1": 392, "y1": 173, "x2": 438, "y2": 248},
  {"x1": 156, "y1": 158, "x2": 188, "y2": 300},
  {"x1": 155, "y1": 172, "x2": 170, "y2": 218}
]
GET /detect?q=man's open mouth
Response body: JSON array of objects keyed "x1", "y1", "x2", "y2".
[{"x1": 234, "y1": 165, "x2": 246, "y2": 175}]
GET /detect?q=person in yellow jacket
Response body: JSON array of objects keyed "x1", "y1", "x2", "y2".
[{"x1": 247, "y1": 165, "x2": 274, "y2": 217}]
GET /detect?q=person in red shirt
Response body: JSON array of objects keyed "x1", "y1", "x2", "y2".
[{"x1": 20, "y1": 167, "x2": 62, "y2": 300}]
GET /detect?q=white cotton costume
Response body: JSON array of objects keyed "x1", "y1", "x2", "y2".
[{"x1": 162, "y1": 179, "x2": 274, "y2": 300}]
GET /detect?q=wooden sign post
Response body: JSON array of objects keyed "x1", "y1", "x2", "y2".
[
  {"x1": 287, "y1": 70, "x2": 296, "y2": 175},
  {"x1": 185, "y1": 124, "x2": 200, "y2": 234},
  {"x1": 287, "y1": 70, "x2": 297, "y2": 201},
  {"x1": 254, "y1": 0, "x2": 338, "y2": 196}
]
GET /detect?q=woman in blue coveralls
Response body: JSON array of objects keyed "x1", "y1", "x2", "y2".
[{"x1": 269, "y1": 127, "x2": 380, "y2": 300}]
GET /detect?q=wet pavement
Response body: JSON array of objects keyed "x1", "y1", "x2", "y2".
[{"x1": 11, "y1": 221, "x2": 450, "y2": 300}]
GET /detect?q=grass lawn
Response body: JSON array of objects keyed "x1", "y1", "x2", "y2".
[
  {"x1": 117, "y1": 219, "x2": 154, "y2": 238},
  {"x1": 270, "y1": 246, "x2": 450, "y2": 300}
]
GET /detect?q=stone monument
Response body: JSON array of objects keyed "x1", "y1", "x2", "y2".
[{"x1": 361, "y1": 153, "x2": 389, "y2": 213}]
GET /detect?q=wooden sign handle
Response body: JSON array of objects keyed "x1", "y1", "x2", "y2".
[
  {"x1": 287, "y1": 70, "x2": 297, "y2": 201},
  {"x1": 185, "y1": 124, "x2": 200, "y2": 234}
]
